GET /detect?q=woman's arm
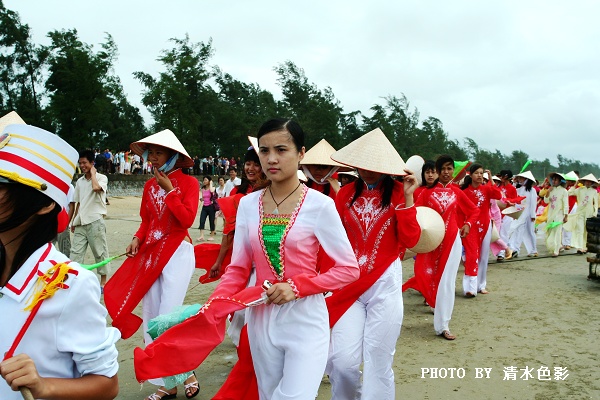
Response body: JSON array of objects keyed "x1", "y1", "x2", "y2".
[
  {"x1": 165, "y1": 176, "x2": 200, "y2": 228},
  {"x1": 0, "y1": 356, "x2": 118, "y2": 400}
]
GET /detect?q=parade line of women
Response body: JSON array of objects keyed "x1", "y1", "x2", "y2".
[{"x1": 1, "y1": 110, "x2": 598, "y2": 400}]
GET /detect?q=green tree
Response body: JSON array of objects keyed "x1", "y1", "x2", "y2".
[
  {"x1": 134, "y1": 35, "x2": 217, "y2": 157},
  {"x1": 213, "y1": 70, "x2": 278, "y2": 156},
  {"x1": 274, "y1": 61, "x2": 344, "y2": 148},
  {"x1": 45, "y1": 30, "x2": 144, "y2": 151},
  {"x1": 0, "y1": 1, "x2": 48, "y2": 125}
]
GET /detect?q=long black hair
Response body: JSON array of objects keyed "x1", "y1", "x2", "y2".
[
  {"x1": 0, "y1": 183, "x2": 59, "y2": 283},
  {"x1": 350, "y1": 175, "x2": 395, "y2": 209},
  {"x1": 460, "y1": 163, "x2": 483, "y2": 190}
]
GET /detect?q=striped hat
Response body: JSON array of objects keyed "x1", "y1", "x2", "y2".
[{"x1": 0, "y1": 122, "x2": 78, "y2": 211}]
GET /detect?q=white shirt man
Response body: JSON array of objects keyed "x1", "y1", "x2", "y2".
[{"x1": 224, "y1": 167, "x2": 241, "y2": 196}]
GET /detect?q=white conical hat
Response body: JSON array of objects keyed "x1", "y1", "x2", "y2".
[
  {"x1": 405, "y1": 155, "x2": 425, "y2": 186},
  {"x1": 579, "y1": 173, "x2": 598, "y2": 184},
  {"x1": 331, "y1": 128, "x2": 407, "y2": 175},
  {"x1": 408, "y1": 206, "x2": 445, "y2": 253},
  {"x1": 516, "y1": 170, "x2": 536, "y2": 183},
  {"x1": 130, "y1": 129, "x2": 193, "y2": 168},
  {"x1": 0, "y1": 111, "x2": 26, "y2": 133}
]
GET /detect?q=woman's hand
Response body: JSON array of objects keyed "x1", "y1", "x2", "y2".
[
  {"x1": 460, "y1": 224, "x2": 470, "y2": 238},
  {"x1": 154, "y1": 168, "x2": 174, "y2": 192},
  {"x1": 1, "y1": 354, "x2": 47, "y2": 399},
  {"x1": 209, "y1": 262, "x2": 222, "y2": 279},
  {"x1": 126, "y1": 237, "x2": 140, "y2": 257},
  {"x1": 266, "y1": 282, "x2": 296, "y2": 305},
  {"x1": 326, "y1": 177, "x2": 341, "y2": 194},
  {"x1": 402, "y1": 169, "x2": 418, "y2": 195}
]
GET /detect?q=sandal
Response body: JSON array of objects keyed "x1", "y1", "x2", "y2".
[
  {"x1": 439, "y1": 330, "x2": 456, "y2": 340},
  {"x1": 184, "y1": 372, "x2": 200, "y2": 399},
  {"x1": 478, "y1": 289, "x2": 489, "y2": 294},
  {"x1": 147, "y1": 388, "x2": 177, "y2": 400},
  {"x1": 465, "y1": 292, "x2": 475, "y2": 298}
]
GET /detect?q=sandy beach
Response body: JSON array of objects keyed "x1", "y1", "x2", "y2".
[{"x1": 89, "y1": 196, "x2": 600, "y2": 399}]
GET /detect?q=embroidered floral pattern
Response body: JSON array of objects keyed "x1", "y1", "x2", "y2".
[
  {"x1": 258, "y1": 185, "x2": 308, "y2": 280},
  {"x1": 286, "y1": 278, "x2": 300, "y2": 298}
]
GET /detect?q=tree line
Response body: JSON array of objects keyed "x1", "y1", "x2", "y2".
[{"x1": 1, "y1": 2, "x2": 598, "y2": 179}]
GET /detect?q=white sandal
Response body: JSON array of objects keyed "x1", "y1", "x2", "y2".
[{"x1": 146, "y1": 388, "x2": 176, "y2": 400}]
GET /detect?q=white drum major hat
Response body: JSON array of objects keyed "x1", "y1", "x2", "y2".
[
  {"x1": 0, "y1": 122, "x2": 78, "y2": 211},
  {"x1": 331, "y1": 128, "x2": 407, "y2": 176}
]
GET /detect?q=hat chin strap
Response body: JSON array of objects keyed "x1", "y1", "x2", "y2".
[
  {"x1": 302, "y1": 165, "x2": 338, "y2": 185},
  {"x1": 159, "y1": 153, "x2": 179, "y2": 172}
]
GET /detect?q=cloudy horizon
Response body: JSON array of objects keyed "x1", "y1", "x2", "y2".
[{"x1": 5, "y1": 0, "x2": 599, "y2": 167}]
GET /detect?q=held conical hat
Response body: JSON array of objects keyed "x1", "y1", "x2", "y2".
[
  {"x1": 0, "y1": 111, "x2": 26, "y2": 133},
  {"x1": 300, "y1": 138, "x2": 348, "y2": 170},
  {"x1": 579, "y1": 173, "x2": 599, "y2": 184},
  {"x1": 405, "y1": 155, "x2": 425, "y2": 186},
  {"x1": 331, "y1": 128, "x2": 407, "y2": 175},
  {"x1": 502, "y1": 205, "x2": 523, "y2": 219},
  {"x1": 408, "y1": 206, "x2": 445, "y2": 254},
  {"x1": 515, "y1": 170, "x2": 536, "y2": 182},
  {"x1": 131, "y1": 129, "x2": 193, "y2": 168}
]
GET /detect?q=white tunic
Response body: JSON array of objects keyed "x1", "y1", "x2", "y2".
[{"x1": 0, "y1": 244, "x2": 120, "y2": 400}]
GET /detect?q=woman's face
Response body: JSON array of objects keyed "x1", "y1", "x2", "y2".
[
  {"x1": 258, "y1": 130, "x2": 304, "y2": 184},
  {"x1": 306, "y1": 164, "x2": 332, "y2": 183},
  {"x1": 146, "y1": 145, "x2": 173, "y2": 169},
  {"x1": 552, "y1": 176, "x2": 561, "y2": 186},
  {"x1": 424, "y1": 168, "x2": 438, "y2": 186},
  {"x1": 218, "y1": 177, "x2": 225, "y2": 186},
  {"x1": 438, "y1": 162, "x2": 454, "y2": 185},
  {"x1": 203, "y1": 177, "x2": 209, "y2": 186},
  {"x1": 357, "y1": 169, "x2": 383, "y2": 185},
  {"x1": 471, "y1": 168, "x2": 484, "y2": 185},
  {"x1": 244, "y1": 161, "x2": 262, "y2": 183}
]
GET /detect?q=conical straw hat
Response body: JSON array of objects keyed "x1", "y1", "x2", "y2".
[
  {"x1": 331, "y1": 128, "x2": 407, "y2": 175},
  {"x1": 0, "y1": 111, "x2": 26, "y2": 132},
  {"x1": 131, "y1": 129, "x2": 193, "y2": 168},
  {"x1": 408, "y1": 206, "x2": 445, "y2": 253},
  {"x1": 300, "y1": 139, "x2": 348, "y2": 170},
  {"x1": 579, "y1": 173, "x2": 598, "y2": 184},
  {"x1": 502, "y1": 205, "x2": 523, "y2": 219},
  {"x1": 515, "y1": 170, "x2": 536, "y2": 182}
]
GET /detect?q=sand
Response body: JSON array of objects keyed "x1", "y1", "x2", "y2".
[{"x1": 89, "y1": 196, "x2": 600, "y2": 399}]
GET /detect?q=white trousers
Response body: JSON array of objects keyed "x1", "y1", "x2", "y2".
[
  {"x1": 462, "y1": 223, "x2": 492, "y2": 295},
  {"x1": 508, "y1": 213, "x2": 535, "y2": 254},
  {"x1": 497, "y1": 215, "x2": 514, "y2": 257},
  {"x1": 248, "y1": 294, "x2": 329, "y2": 400},
  {"x1": 434, "y1": 235, "x2": 461, "y2": 335},
  {"x1": 142, "y1": 241, "x2": 195, "y2": 386},
  {"x1": 326, "y1": 260, "x2": 403, "y2": 400}
]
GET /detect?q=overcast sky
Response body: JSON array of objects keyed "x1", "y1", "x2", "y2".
[{"x1": 6, "y1": 0, "x2": 600, "y2": 166}]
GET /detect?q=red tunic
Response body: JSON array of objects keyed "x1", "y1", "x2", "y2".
[
  {"x1": 326, "y1": 180, "x2": 420, "y2": 326},
  {"x1": 104, "y1": 169, "x2": 199, "y2": 339},
  {"x1": 403, "y1": 182, "x2": 478, "y2": 307},
  {"x1": 306, "y1": 179, "x2": 336, "y2": 200},
  {"x1": 461, "y1": 181, "x2": 501, "y2": 276}
]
